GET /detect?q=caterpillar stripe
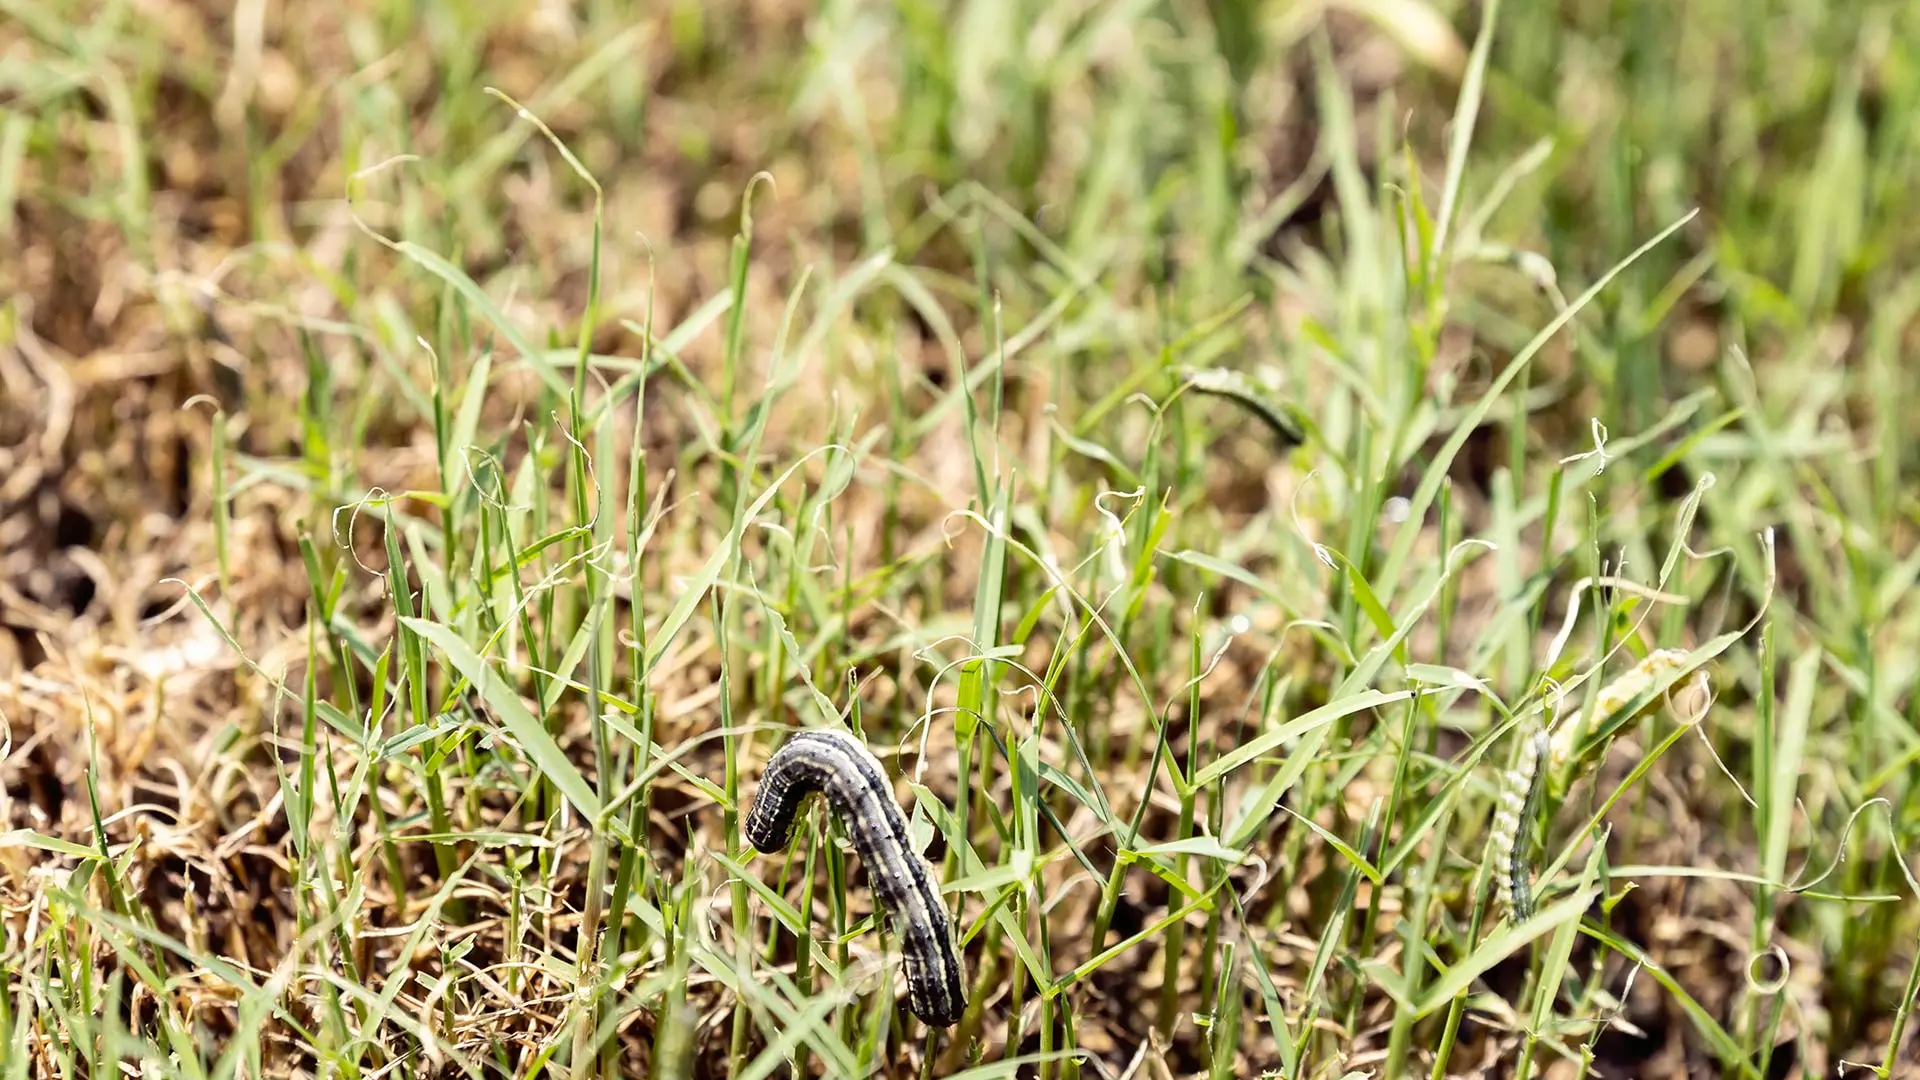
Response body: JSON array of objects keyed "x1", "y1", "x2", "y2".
[
  {"x1": 744, "y1": 729, "x2": 967, "y2": 1027},
  {"x1": 1491, "y1": 726, "x2": 1550, "y2": 922}
]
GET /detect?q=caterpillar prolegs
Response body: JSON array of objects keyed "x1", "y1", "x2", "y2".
[{"x1": 744, "y1": 729, "x2": 967, "y2": 1027}]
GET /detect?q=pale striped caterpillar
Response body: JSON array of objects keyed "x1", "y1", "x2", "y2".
[
  {"x1": 744, "y1": 729, "x2": 967, "y2": 1027},
  {"x1": 1549, "y1": 647, "x2": 1693, "y2": 775},
  {"x1": 1490, "y1": 725, "x2": 1551, "y2": 922}
]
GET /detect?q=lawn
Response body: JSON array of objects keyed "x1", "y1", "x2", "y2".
[{"x1": 3, "y1": 1, "x2": 1919, "y2": 1077}]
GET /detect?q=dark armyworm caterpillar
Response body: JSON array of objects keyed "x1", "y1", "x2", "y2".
[
  {"x1": 1491, "y1": 726, "x2": 1551, "y2": 922},
  {"x1": 744, "y1": 729, "x2": 967, "y2": 1027}
]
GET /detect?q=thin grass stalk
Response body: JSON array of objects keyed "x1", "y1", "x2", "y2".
[
  {"x1": 603, "y1": 262, "x2": 657, "y2": 1080},
  {"x1": 1157, "y1": 612, "x2": 1204, "y2": 1038},
  {"x1": 1881, "y1": 924, "x2": 1920, "y2": 1078},
  {"x1": 385, "y1": 512, "x2": 460, "y2": 914},
  {"x1": 210, "y1": 407, "x2": 231, "y2": 601},
  {"x1": 717, "y1": 591, "x2": 753, "y2": 1077},
  {"x1": 1745, "y1": 609, "x2": 1779, "y2": 1059}
]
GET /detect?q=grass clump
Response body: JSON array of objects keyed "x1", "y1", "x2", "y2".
[{"x1": 3, "y1": 1, "x2": 1920, "y2": 1077}]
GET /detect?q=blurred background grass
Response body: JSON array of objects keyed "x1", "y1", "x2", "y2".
[{"x1": 3, "y1": 0, "x2": 1919, "y2": 1077}]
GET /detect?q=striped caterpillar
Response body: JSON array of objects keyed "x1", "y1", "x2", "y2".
[
  {"x1": 744, "y1": 729, "x2": 967, "y2": 1027},
  {"x1": 1549, "y1": 647, "x2": 1692, "y2": 775},
  {"x1": 1490, "y1": 648, "x2": 1702, "y2": 920},
  {"x1": 1490, "y1": 725, "x2": 1551, "y2": 922},
  {"x1": 1181, "y1": 365, "x2": 1306, "y2": 450}
]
